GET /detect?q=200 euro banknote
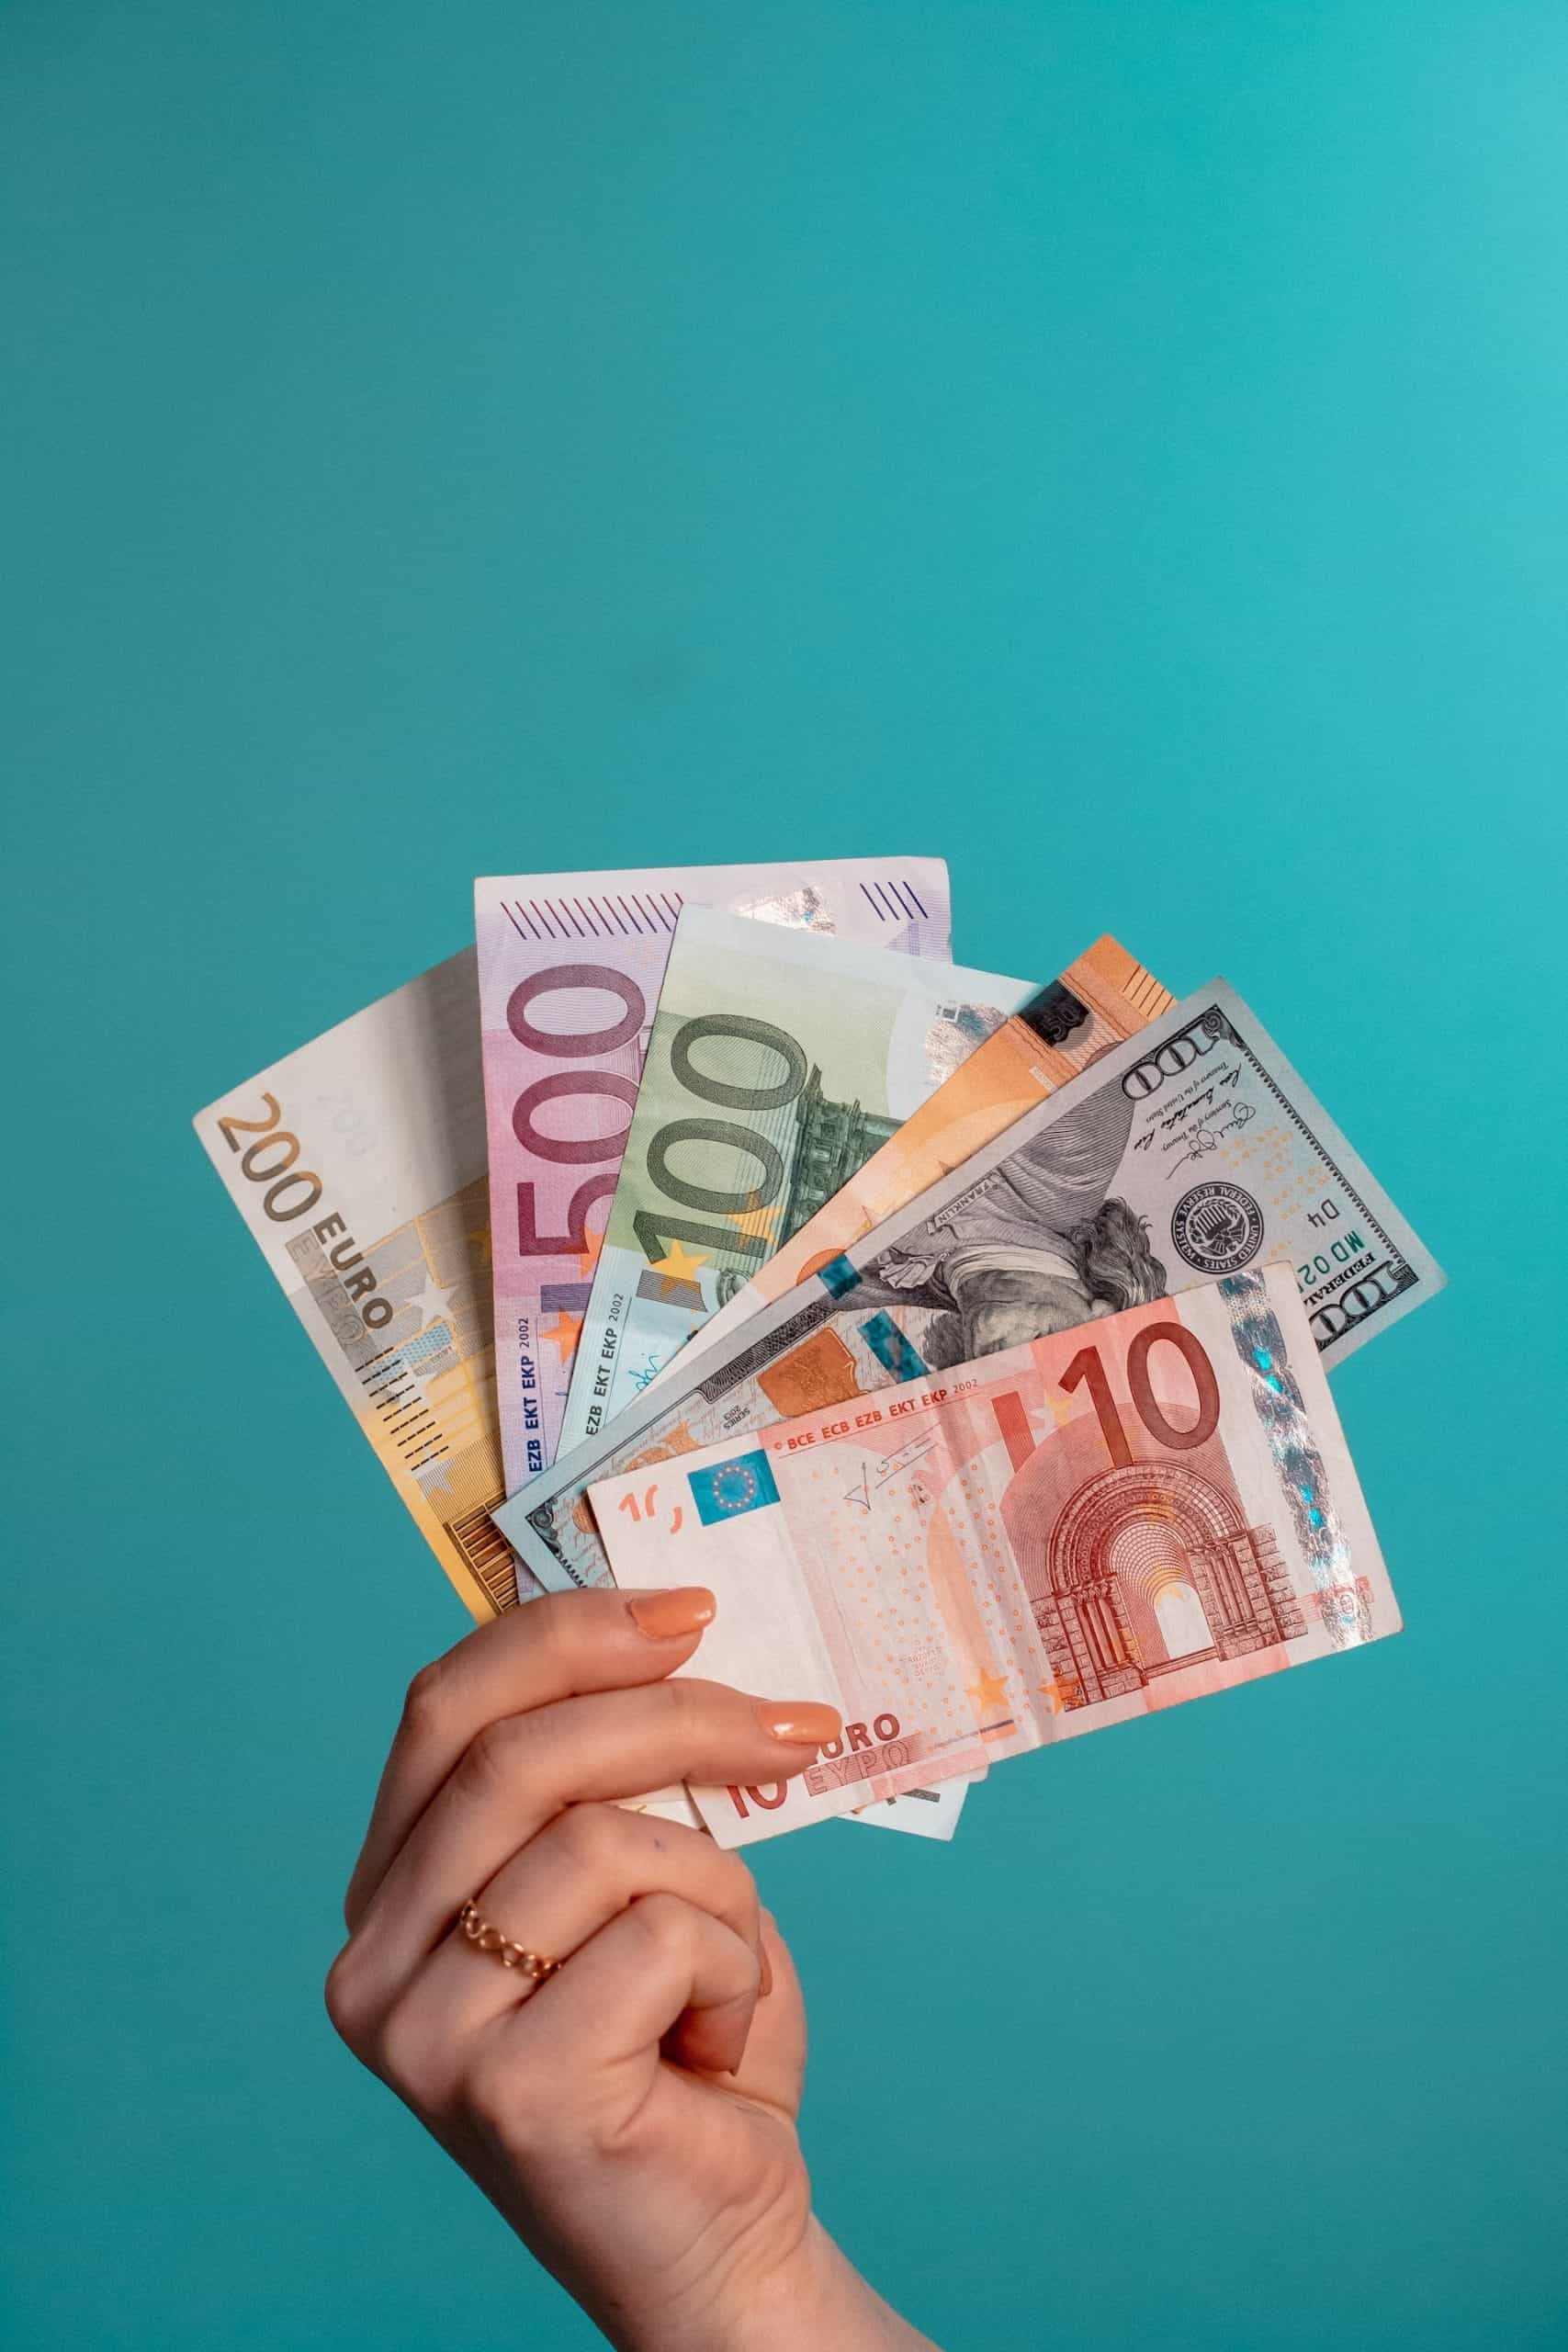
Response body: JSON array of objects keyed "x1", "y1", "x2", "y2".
[
  {"x1": 195, "y1": 950, "x2": 528, "y2": 1620},
  {"x1": 589, "y1": 1265, "x2": 1399, "y2": 1845}
]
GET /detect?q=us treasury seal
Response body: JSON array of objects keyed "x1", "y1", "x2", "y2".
[{"x1": 1171, "y1": 1181, "x2": 1264, "y2": 1273}]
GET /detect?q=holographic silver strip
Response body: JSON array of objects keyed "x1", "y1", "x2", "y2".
[
  {"x1": 1217, "y1": 1272, "x2": 1369, "y2": 1648},
  {"x1": 744, "y1": 884, "x2": 835, "y2": 933}
]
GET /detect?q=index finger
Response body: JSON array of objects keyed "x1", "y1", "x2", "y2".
[{"x1": 345, "y1": 1586, "x2": 716, "y2": 1924}]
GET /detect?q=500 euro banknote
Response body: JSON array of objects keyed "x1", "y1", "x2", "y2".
[
  {"x1": 589, "y1": 1265, "x2": 1399, "y2": 1846},
  {"x1": 495, "y1": 936, "x2": 1172, "y2": 1591},
  {"x1": 477, "y1": 859, "x2": 953, "y2": 1493}
]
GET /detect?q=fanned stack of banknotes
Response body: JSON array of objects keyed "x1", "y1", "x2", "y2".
[{"x1": 198, "y1": 856, "x2": 1443, "y2": 1849}]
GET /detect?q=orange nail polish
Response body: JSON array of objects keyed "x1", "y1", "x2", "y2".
[
  {"x1": 626, "y1": 1587, "x2": 716, "y2": 1640},
  {"x1": 754, "y1": 1700, "x2": 841, "y2": 1746}
]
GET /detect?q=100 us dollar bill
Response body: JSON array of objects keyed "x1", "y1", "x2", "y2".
[{"x1": 498, "y1": 979, "x2": 1443, "y2": 1595}]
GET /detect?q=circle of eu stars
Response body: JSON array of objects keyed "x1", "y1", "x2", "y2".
[{"x1": 710, "y1": 1463, "x2": 761, "y2": 1514}]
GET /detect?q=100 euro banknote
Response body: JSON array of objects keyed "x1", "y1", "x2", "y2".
[
  {"x1": 636, "y1": 933, "x2": 1173, "y2": 1391},
  {"x1": 477, "y1": 858, "x2": 953, "y2": 1493},
  {"x1": 500, "y1": 977, "x2": 1442, "y2": 1594},
  {"x1": 556, "y1": 906, "x2": 1035, "y2": 1454},
  {"x1": 589, "y1": 1265, "x2": 1399, "y2": 1846}
]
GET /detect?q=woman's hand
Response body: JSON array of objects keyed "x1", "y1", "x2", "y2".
[{"x1": 325, "y1": 1587, "x2": 934, "y2": 2352}]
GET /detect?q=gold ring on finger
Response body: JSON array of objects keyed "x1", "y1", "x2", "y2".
[{"x1": 458, "y1": 1896, "x2": 560, "y2": 1981}]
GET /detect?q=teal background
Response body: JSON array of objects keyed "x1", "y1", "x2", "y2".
[{"x1": 4, "y1": 4, "x2": 1564, "y2": 2346}]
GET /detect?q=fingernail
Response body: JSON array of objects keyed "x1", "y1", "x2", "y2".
[
  {"x1": 626, "y1": 1587, "x2": 716, "y2": 1640},
  {"x1": 758, "y1": 1945, "x2": 774, "y2": 1998},
  {"x1": 754, "y1": 1700, "x2": 841, "y2": 1746}
]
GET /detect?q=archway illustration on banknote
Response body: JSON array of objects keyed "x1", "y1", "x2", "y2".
[{"x1": 1014, "y1": 1459, "x2": 1309, "y2": 1713}]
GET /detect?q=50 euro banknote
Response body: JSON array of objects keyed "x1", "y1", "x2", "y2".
[
  {"x1": 477, "y1": 857, "x2": 953, "y2": 1492},
  {"x1": 499, "y1": 977, "x2": 1442, "y2": 1595},
  {"x1": 557, "y1": 906, "x2": 1036, "y2": 1454},
  {"x1": 588, "y1": 1265, "x2": 1400, "y2": 1846}
]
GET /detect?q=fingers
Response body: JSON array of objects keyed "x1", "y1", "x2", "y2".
[
  {"x1": 346, "y1": 1677, "x2": 839, "y2": 2000},
  {"x1": 345, "y1": 1586, "x2": 717, "y2": 1927},
  {"x1": 345, "y1": 1807, "x2": 767, "y2": 2098},
  {"x1": 479, "y1": 1894, "x2": 765, "y2": 2102},
  {"x1": 469, "y1": 1803, "x2": 765, "y2": 1999},
  {"x1": 343, "y1": 1674, "x2": 831, "y2": 2004}
]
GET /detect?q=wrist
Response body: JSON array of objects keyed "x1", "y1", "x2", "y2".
[{"x1": 623, "y1": 2217, "x2": 937, "y2": 2352}]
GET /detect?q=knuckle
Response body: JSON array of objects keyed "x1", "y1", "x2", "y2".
[
  {"x1": 400, "y1": 1655, "x2": 453, "y2": 1740},
  {"x1": 716, "y1": 1847, "x2": 760, "y2": 1915},
  {"x1": 660, "y1": 1674, "x2": 708, "y2": 1743},
  {"x1": 627, "y1": 1891, "x2": 694, "y2": 1965},
  {"x1": 516, "y1": 1589, "x2": 603, "y2": 1694},
  {"x1": 531, "y1": 1591, "x2": 577, "y2": 1661},
  {"x1": 457, "y1": 1712, "x2": 532, "y2": 1803},
  {"x1": 323, "y1": 1941, "x2": 374, "y2": 2052},
  {"x1": 327, "y1": 1963, "x2": 450, "y2": 2112},
  {"x1": 375, "y1": 1999, "x2": 445, "y2": 2108},
  {"x1": 463, "y1": 2045, "x2": 553, "y2": 2157},
  {"x1": 554, "y1": 1801, "x2": 623, "y2": 1872}
]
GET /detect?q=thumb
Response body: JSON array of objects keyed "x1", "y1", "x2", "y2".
[{"x1": 726, "y1": 1913, "x2": 806, "y2": 2119}]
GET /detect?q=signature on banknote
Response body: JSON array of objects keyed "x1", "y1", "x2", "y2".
[
  {"x1": 1167, "y1": 1098, "x2": 1259, "y2": 1171},
  {"x1": 843, "y1": 1432, "x2": 936, "y2": 1511}
]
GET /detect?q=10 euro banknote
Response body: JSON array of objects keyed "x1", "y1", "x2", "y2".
[
  {"x1": 589, "y1": 1265, "x2": 1399, "y2": 1846},
  {"x1": 477, "y1": 858, "x2": 953, "y2": 1493}
]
